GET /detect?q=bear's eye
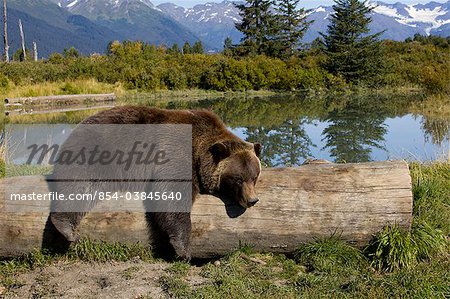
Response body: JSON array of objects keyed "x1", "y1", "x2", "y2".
[{"x1": 235, "y1": 177, "x2": 243, "y2": 186}]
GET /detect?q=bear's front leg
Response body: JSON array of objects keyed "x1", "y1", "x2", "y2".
[
  {"x1": 153, "y1": 212, "x2": 192, "y2": 261},
  {"x1": 50, "y1": 212, "x2": 83, "y2": 242}
]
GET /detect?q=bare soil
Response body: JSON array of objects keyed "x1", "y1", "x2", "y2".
[{"x1": 3, "y1": 260, "x2": 173, "y2": 299}]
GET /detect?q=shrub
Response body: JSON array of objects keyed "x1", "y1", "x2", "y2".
[
  {"x1": 295, "y1": 235, "x2": 368, "y2": 273},
  {"x1": 366, "y1": 223, "x2": 447, "y2": 272}
]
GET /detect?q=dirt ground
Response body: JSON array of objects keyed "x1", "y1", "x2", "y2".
[{"x1": 2, "y1": 259, "x2": 204, "y2": 299}]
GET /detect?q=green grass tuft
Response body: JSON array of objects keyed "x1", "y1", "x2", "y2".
[
  {"x1": 367, "y1": 224, "x2": 418, "y2": 271},
  {"x1": 410, "y1": 162, "x2": 450, "y2": 236},
  {"x1": 67, "y1": 238, "x2": 153, "y2": 263},
  {"x1": 295, "y1": 235, "x2": 368, "y2": 274}
]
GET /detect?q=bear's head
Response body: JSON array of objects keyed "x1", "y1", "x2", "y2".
[{"x1": 209, "y1": 140, "x2": 262, "y2": 218}]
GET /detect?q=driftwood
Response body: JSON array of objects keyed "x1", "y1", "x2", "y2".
[
  {"x1": 5, "y1": 104, "x2": 116, "y2": 116},
  {"x1": 0, "y1": 161, "x2": 412, "y2": 258},
  {"x1": 4, "y1": 93, "x2": 116, "y2": 105}
]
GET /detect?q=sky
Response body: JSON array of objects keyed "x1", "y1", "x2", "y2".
[{"x1": 151, "y1": 0, "x2": 447, "y2": 8}]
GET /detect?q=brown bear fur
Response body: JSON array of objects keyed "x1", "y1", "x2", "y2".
[{"x1": 50, "y1": 106, "x2": 261, "y2": 260}]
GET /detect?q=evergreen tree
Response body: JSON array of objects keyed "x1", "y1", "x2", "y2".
[
  {"x1": 322, "y1": 0, "x2": 385, "y2": 83},
  {"x1": 168, "y1": 43, "x2": 181, "y2": 55},
  {"x1": 12, "y1": 48, "x2": 31, "y2": 61},
  {"x1": 192, "y1": 41, "x2": 204, "y2": 54},
  {"x1": 223, "y1": 37, "x2": 233, "y2": 56},
  {"x1": 271, "y1": 0, "x2": 312, "y2": 57},
  {"x1": 182, "y1": 42, "x2": 192, "y2": 54},
  {"x1": 235, "y1": 0, "x2": 273, "y2": 54},
  {"x1": 63, "y1": 47, "x2": 80, "y2": 59}
]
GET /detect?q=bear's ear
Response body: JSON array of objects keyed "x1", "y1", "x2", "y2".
[
  {"x1": 253, "y1": 143, "x2": 262, "y2": 157},
  {"x1": 210, "y1": 142, "x2": 231, "y2": 162}
]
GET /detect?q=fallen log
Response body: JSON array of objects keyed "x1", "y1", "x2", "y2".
[
  {"x1": 0, "y1": 161, "x2": 412, "y2": 258},
  {"x1": 4, "y1": 93, "x2": 116, "y2": 105},
  {"x1": 4, "y1": 104, "x2": 116, "y2": 116}
]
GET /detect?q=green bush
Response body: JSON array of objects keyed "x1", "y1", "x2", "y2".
[
  {"x1": 1, "y1": 39, "x2": 449, "y2": 93},
  {"x1": 421, "y1": 65, "x2": 450, "y2": 93},
  {"x1": 0, "y1": 73, "x2": 10, "y2": 91}
]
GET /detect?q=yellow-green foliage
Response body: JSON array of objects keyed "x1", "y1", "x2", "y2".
[
  {"x1": 1, "y1": 38, "x2": 448, "y2": 93},
  {"x1": 0, "y1": 79, "x2": 125, "y2": 99},
  {"x1": 384, "y1": 40, "x2": 450, "y2": 93},
  {"x1": 1, "y1": 39, "x2": 449, "y2": 93}
]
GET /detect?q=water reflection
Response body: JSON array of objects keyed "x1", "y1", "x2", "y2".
[
  {"x1": 321, "y1": 101, "x2": 387, "y2": 163},
  {"x1": 4, "y1": 93, "x2": 450, "y2": 167},
  {"x1": 245, "y1": 118, "x2": 315, "y2": 167},
  {"x1": 422, "y1": 116, "x2": 450, "y2": 145},
  {"x1": 183, "y1": 94, "x2": 448, "y2": 166}
]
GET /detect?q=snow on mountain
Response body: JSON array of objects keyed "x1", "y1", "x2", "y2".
[
  {"x1": 64, "y1": 0, "x2": 153, "y2": 8},
  {"x1": 158, "y1": 0, "x2": 242, "y2": 50},
  {"x1": 373, "y1": 1, "x2": 450, "y2": 34},
  {"x1": 49, "y1": 0, "x2": 200, "y2": 48},
  {"x1": 47, "y1": 0, "x2": 450, "y2": 50},
  {"x1": 158, "y1": 0, "x2": 450, "y2": 49}
]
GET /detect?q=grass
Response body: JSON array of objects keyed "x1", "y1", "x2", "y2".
[
  {"x1": 67, "y1": 239, "x2": 154, "y2": 263},
  {"x1": 5, "y1": 164, "x2": 52, "y2": 177},
  {"x1": 295, "y1": 234, "x2": 369, "y2": 273},
  {"x1": 1, "y1": 79, "x2": 125, "y2": 99},
  {"x1": 0, "y1": 160, "x2": 448, "y2": 297}
]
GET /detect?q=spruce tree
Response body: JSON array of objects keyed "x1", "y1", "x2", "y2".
[
  {"x1": 235, "y1": 0, "x2": 273, "y2": 54},
  {"x1": 182, "y1": 42, "x2": 192, "y2": 54},
  {"x1": 271, "y1": 0, "x2": 311, "y2": 57},
  {"x1": 322, "y1": 0, "x2": 385, "y2": 83},
  {"x1": 168, "y1": 43, "x2": 181, "y2": 55},
  {"x1": 192, "y1": 41, "x2": 204, "y2": 54},
  {"x1": 223, "y1": 37, "x2": 233, "y2": 56}
]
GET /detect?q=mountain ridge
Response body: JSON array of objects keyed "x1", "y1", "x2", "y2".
[
  {"x1": 2, "y1": 0, "x2": 450, "y2": 56},
  {"x1": 157, "y1": 0, "x2": 450, "y2": 49}
]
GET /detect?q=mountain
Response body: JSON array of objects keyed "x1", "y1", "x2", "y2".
[
  {"x1": 2, "y1": 0, "x2": 201, "y2": 58},
  {"x1": 55, "y1": 0, "x2": 200, "y2": 47},
  {"x1": 158, "y1": 0, "x2": 450, "y2": 50},
  {"x1": 3, "y1": 0, "x2": 450, "y2": 56},
  {"x1": 2, "y1": 0, "x2": 122, "y2": 57},
  {"x1": 158, "y1": 1, "x2": 242, "y2": 51},
  {"x1": 303, "y1": 4, "x2": 427, "y2": 42}
]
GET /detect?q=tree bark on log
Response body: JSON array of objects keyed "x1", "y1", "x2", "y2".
[{"x1": 0, "y1": 161, "x2": 413, "y2": 258}]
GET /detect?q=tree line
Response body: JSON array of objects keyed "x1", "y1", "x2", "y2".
[
  {"x1": 1, "y1": 0, "x2": 449, "y2": 93},
  {"x1": 231, "y1": 0, "x2": 387, "y2": 84}
]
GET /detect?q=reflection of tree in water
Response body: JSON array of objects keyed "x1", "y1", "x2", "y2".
[
  {"x1": 246, "y1": 117, "x2": 315, "y2": 167},
  {"x1": 421, "y1": 116, "x2": 450, "y2": 145},
  {"x1": 168, "y1": 93, "x2": 449, "y2": 164},
  {"x1": 322, "y1": 103, "x2": 387, "y2": 163},
  {"x1": 190, "y1": 96, "x2": 318, "y2": 167}
]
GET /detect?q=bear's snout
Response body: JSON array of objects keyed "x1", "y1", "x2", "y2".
[{"x1": 248, "y1": 198, "x2": 259, "y2": 207}]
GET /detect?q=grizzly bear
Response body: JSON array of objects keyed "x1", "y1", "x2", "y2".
[{"x1": 49, "y1": 106, "x2": 261, "y2": 260}]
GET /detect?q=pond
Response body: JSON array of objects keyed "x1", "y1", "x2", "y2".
[
  {"x1": 163, "y1": 93, "x2": 450, "y2": 166},
  {"x1": 5, "y1": 93, "x2": 450, "y2": 167}
]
